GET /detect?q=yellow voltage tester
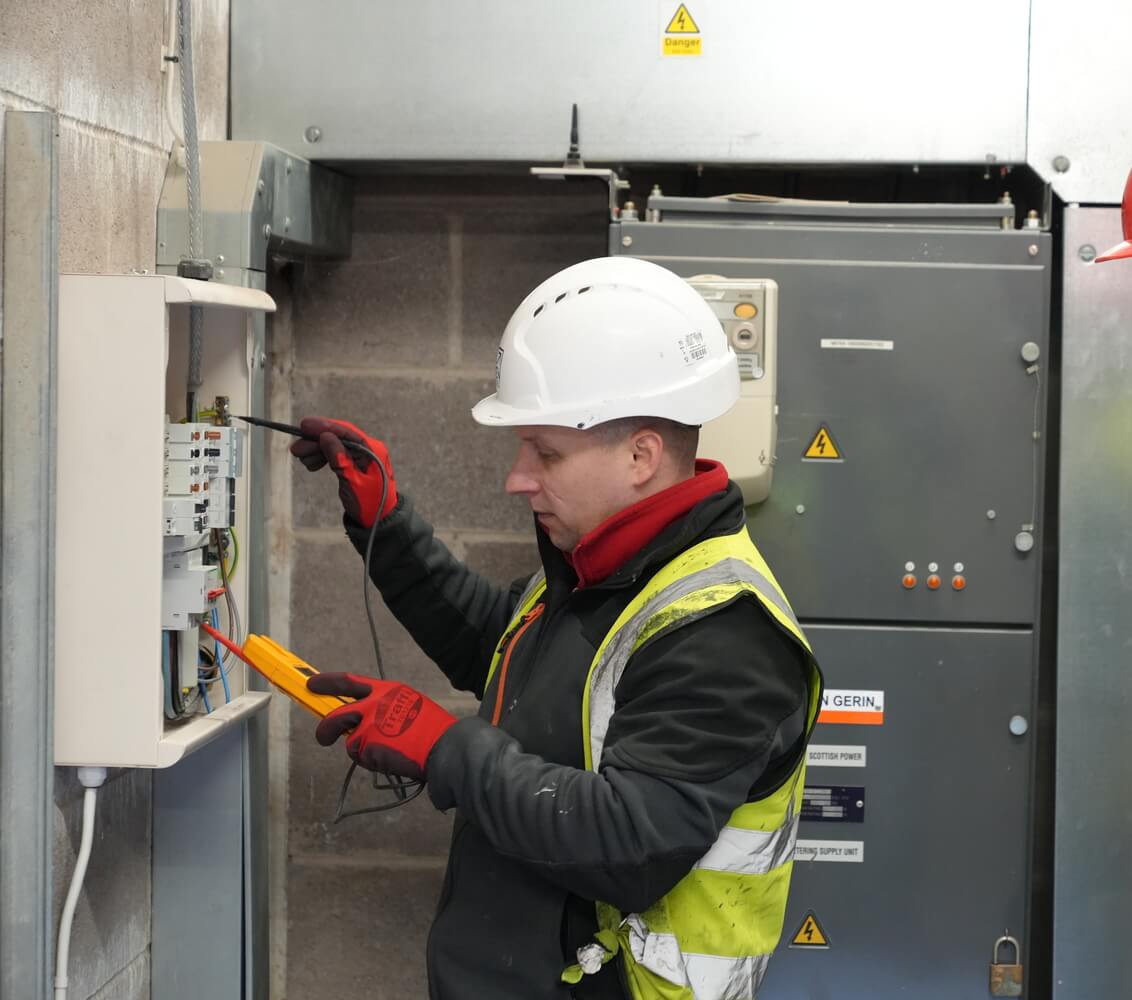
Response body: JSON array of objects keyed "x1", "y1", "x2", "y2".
[{"x1": 200, "y1": 622, "x2": 352, "y2": 717}]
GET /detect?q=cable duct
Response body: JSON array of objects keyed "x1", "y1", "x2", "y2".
[{"x1": 176, "y1": 0, "x2": 210, "y2": 420}]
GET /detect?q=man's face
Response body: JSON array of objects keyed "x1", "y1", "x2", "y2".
[{"x1": 505, "y1": 425, "x2": 636, "y2": 551}]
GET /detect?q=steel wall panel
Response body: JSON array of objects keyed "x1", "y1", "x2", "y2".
[
  {"x1": 1028, "y1": 0, "x2": 1132, "y2": 203},
  {"x1": 1052, "y1": 207, "x2": 1132, "y2": 998},
  {"x1": 619, "y1": 216, "x2": 1050, "y2": 625},
  {"x1": 230, "y1": 0, "x2": 1029, "y2": 165},
  {"x1": 761, "y1": 625, "x2": 1034, "y2": 999}
]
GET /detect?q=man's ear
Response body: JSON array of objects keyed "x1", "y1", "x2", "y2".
[{"x1": 629, "y1": 427, "x2": 664, "y2": 486}]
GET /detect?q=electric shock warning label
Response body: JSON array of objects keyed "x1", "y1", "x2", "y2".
[
  {"x1": 790, "y1": 911, "x2": 831, "y2": 948},
  {"x1": 662, "y1": 3, "x2": 702, "y2": 55},
  {"x1": 818, "y1": 689, "x2": 885, "y2": 726}
]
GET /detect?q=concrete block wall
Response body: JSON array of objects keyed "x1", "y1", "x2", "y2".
[
  {"x1": 279, "y1": 175, "x2": 608, "y2": 997},
  {"x1": 0, "y1": 2, "x2": 228, "y2": 997}
]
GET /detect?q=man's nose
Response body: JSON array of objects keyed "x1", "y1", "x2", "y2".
[
  {"x1": 505, "y1": 465, "x2": 539, "y2": 496},
  {"x1": 505, "y1": 452, "x2": 539, "y2": 497}
]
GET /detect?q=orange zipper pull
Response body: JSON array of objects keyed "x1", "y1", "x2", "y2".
[{"x1": 491, "y1": 603, "x2": 545, "y2": 726}]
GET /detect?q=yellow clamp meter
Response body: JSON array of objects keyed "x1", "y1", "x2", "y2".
[
  {"x1": 241, "y1": 635, "x2": 353, "y2": 718},
  {"x1": 202, "y1": 623, "x2": 351, "y2": 718}
]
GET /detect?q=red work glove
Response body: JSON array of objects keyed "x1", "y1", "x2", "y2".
[
  {"x1": 289, "y1": 416, "x2": 398, "y2": 527},
  {"x1": 306, "y1": 673, "x2": 456, "y2": 781}
]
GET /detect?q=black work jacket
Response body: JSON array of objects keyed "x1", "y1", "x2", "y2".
[{"x1": 347, "y1": 481, "x2": 810, "y2": 999}]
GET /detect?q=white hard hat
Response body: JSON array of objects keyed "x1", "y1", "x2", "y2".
[{"x1": 472, "y1": 257, "x2": 739, "y2": 429}]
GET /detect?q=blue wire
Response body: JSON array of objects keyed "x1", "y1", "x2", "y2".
[
  {"x1": 161, "y1": 631, "x2": 175, "y2": 718},
  {"x1": 198, "y1": 674, "x2": 213, "y2": 713},
  {"x1": 211, "y1": 607, "x2": 232, "y2": 703}
]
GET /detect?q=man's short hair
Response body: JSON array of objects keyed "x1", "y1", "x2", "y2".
[{"x1": 590, "y1": 417, "x2": 700, "y2": 471}]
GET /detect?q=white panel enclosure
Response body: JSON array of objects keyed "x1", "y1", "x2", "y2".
[
  {"x1": 231, "y1": 0, "x2": 1030, "y2": 166},
  {"x1": 55, "y1": 275, "x2": 274, "y2": 767},
  {"x1": 1028, "y1": 0, "x2": 1132, "y2": 203}
]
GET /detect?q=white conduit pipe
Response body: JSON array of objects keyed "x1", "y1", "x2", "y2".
[{"x1": 54, "y1": 766, "x2": 107, "y2": 1000}]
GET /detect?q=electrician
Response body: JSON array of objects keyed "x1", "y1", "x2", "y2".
[{"x1": 292, "y1": 256, "x2": 823, "y2": 1000}]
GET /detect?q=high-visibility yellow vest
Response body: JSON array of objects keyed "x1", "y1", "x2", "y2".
[{"x1": 486, "y1": 526, "x2": 823, "y2": 1000}]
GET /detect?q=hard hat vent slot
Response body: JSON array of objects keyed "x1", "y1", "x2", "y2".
[
  {"x1": 554, "y1": 292, "x2": 569, "y2": 303},
  {"x1": 578, "y1": 286, "x2": 591, "y2": 295},
  {"x1": 533, "y1": 303, "x2": 545, "y2": 317}
]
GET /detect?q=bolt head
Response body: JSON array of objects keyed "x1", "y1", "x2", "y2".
[
  {"x1": 1053, "y1": 155, "x2": 1071, "y2": 173},
  {"x1": 795, "y1": 504, "x2": 806, "y2": 515},
  {"x1": 1027, "y1": 244, "x2": 1040, "y2": 257},
  {"x1": 1009, "y1": 715, "x2": 1029, "y2": 736},
  {"x1": 304, "y1": 126, "x2": 322, "y2": 144},
  {"x1": 216, "y1": 254, "x2": 225, "y2": 264},
  {"x1": 263, "y1": 224, "x2": 272, "y2": 239},
  {"x1": 621, "y1": 235, "x2": 633, "y2": 247},
  {"x1": 1078, "y1": 244, "x2": 1097, "y2": 263}
]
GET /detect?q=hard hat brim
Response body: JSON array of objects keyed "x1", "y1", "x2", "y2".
[
  {"x1": 470, "y1": 394, "x2": 547, "y2": 427},
  {"x1": 471, "y1": 356, "x2": 740, "y2": 430},
  {"x1": 1095, "y1": 240, "x2": 1132, "y2": 263}
]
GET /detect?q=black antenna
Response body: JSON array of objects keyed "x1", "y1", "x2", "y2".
[{"x1": 565, "y1": 103, "x2": 583, "y2": 166}]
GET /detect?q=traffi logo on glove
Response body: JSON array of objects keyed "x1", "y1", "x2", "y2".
[{"x1": 376, "y1": 685, "x2": 423, "y2": 737}]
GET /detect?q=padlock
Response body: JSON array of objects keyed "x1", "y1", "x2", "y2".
[{"x1": 989, "y1": 934, "x2": 1024, "y2": 997}]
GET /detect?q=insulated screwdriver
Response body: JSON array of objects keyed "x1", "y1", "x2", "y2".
[{"x1": 234, "y1": 414, "x2": 371, "y2": 454}]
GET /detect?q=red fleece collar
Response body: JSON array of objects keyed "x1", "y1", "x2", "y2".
[{"x1": 569, "y1": 460, "x2": 729, "y2": 589}]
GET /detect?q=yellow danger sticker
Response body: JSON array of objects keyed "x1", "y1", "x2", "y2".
[
  {"x1": 803, "y1": 425, "x2": 842, "y2": 461},
  {"x1": 665, "y1": 3, "x2": 700, "y2": 32},
  {"x1": 790, "y1": 911, "x2": 831, "y2": 949},
  {"x1": 663, "y1": 3, "x2": 702, "y2": 56}
]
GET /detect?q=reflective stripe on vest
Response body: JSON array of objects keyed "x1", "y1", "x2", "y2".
[{"x1": 583, "y1": 553, "x2": 806, "y2": 770}]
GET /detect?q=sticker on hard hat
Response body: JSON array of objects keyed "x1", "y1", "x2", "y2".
[
  {"x1": 495, "y1": 346, "x2": 504, "y2": 389},
  {"x1": 677, "y1": 330, "x2": 707, "y2": 365}
]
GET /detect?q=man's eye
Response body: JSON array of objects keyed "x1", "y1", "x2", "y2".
[{"x1": 537, "y1": 451, "x2": 556, "y2": 461}]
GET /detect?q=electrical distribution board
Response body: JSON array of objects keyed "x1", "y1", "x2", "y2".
[
  {"x1": 618, "y1": 196, "x2": 1049, "y2": 999},
  {"x1": 688, "y1": 276, "x2": 777, "y2": 503},
  {"x1": 55, "y1": 274, "x2": 276, "y2": 767}
]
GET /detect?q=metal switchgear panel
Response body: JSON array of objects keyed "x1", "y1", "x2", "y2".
[
  {"x1": 617, "y1": 203, "x2": 1050, "y2": 627},
  {"x1": 616, "y1": 199, "x2": 1049, "y2": 1000}
]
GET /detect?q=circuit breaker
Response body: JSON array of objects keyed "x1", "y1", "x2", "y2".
[
  {"x1": 687, "y1": 276, "x2": 778, "y2": 503},
  {"x1": 55, "y1": 274, "x2": 275, "y2": 767}
]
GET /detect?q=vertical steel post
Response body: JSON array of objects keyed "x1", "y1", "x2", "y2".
[
  {"x1": 0, "y1": 110, "x2": 59, "y2": 1000},
  {"x1": 1053, "y1": 206, "x2": 1132, "y2": 996}
]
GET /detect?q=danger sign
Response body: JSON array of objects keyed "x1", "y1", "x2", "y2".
[
  {"x1": 662, "y1": 3, "x2": 702, "y2": 56},
  {"x1": 790, "y1": 911, "x2": 831, "y2": 949}
]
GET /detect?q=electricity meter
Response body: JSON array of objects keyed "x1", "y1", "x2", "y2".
[{"x1": 686, "y1": 276, "x2": 778, "y2": 504}]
